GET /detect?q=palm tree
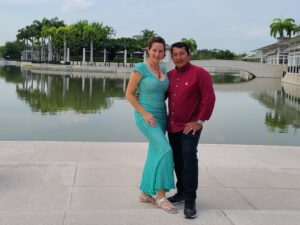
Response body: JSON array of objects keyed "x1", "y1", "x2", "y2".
[
  {"x1": 70, "y1": 20, "x2": 89, "y2": 62},
  {"x1": 57, "y1": 26, "x2": 71, "y2": 63},
  {"x1": 83, "y1": 22, "x2": 115, "y2": 63},
  {"x1": 270, "y1": 18, "x2": 296, "y2": 39},
  {"x1": 16, "y1": 17, "x2": 65, "y2": 62},
  {"x1": 282, "y1": 18, "x2": 296, "y2": 38},
  {"x1": 181, "y1": 38, "x2": 197, "y2": 54},
  {"x1": 293, "y1": 25, "x2": 300, "y2": 36},
  {"x1": 133, "y1": 29, "x2": 157, "y2": 48},
  {"x1": 16, "y1": 28, "x2": 30, "y2": 60},
  {"x1": 43, "y1": 17, "x2": 65, "y2": 62},
  {"x1": 42, "y1": 26, "x2": 58, "y2": 62}
]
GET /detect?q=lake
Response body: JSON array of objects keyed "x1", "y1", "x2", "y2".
[{"x1": 1, "y1": 66, "x2": 300, "y2": 146}]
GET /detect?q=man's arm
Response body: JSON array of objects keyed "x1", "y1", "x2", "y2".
[{"x1": 197, "y1": 70, "x2": 216, "y2": 121}]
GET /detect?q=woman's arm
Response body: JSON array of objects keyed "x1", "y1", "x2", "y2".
[{"x1": 125, "y1": 71, "x2": 157, "y2": 127}]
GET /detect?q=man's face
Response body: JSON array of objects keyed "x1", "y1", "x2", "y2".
[{"x1": 171, "y1": 47, "x2": 190, "y2": 69}]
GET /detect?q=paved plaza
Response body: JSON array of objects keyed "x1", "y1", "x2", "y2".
[{"x1": 0, "y1": 141, "x2": 300, "y2": 225}]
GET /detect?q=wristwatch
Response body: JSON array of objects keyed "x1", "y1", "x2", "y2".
[{"x1": 196, "y1": 120, "x2": 205, "y2": 126}]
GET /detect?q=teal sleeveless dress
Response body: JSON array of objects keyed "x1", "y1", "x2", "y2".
[{"x1": 133, "y1": 62, "x2": 175, "y2": 195}]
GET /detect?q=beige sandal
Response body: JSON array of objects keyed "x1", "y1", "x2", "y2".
[
  {"x1": 139, "y1": 193, "x2": 156, "y2": 205},
  {"x1": 156, "y1": 197, "x2": 178, "y2": 214}
]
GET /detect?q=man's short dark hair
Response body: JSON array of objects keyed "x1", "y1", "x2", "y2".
[{"x1": 170, "y1": 42, "x2": 190, "y2": 55}]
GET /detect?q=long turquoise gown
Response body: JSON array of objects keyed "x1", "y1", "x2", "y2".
[{"x1": 133, "y1": 62, "x2": 175, "y2": 196}]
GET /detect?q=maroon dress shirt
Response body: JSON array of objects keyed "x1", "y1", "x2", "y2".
[{"x1": 167, "y1": 62, "x2": 216, "y2": 133}]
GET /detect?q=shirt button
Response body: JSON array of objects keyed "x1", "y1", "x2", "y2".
[
  {"x1": 177, "y1": 78, "x2": 180, "y2": 81},
  {"x1": 171, "y1": 112, "x2": 174, "y2": 114},
  {"x1": 175, "y1": 85, "x2": 178, "y2": 88},
  {"x1": 174, "y1": 94, "x2": 176, "y2": 96}
]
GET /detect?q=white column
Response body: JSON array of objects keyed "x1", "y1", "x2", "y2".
[
  {"x1": 123, "y1": 77, "x2": 126, "y2": 92},
  {"x1": 276, "y1": 47, "x2": 280, "y2": 65},
  {"x1": 63, "y1": 41, "x2": 67, "y2": 63},
  {"x1": 104, "y1": 49, "x2": 107, "y2": 63},
  {"x1": 82, "y1": 77, "x2": 85, "y2": 91},
  {"x1": 124, "y1": 49, "x2": 127, "y2": 64},
  {"x1": 82, "y1": 48, "x2": 86, "y2": 63},
  {"x1": 143, "y1": 50, "x2": 147, "y2": 63},
  {"x1": 67, "y1": 48, "x2": 70, "y2": 62},
  {"x1": 103, "y1": 78, "x2": 106, "y2": 92},
  {"x1": 66, "y1": 77, "x2": 69, "y2": 90},
  {"x1": 89, "y1": 77, "x2": 93, "y2": 97},
  {"x1": 41, "y1": 75, "x2": 45, "y2": 93},
  {"x1": 90, "y1": 41, "x2": 93, "y2": 63},
  {"x1": 63, "y1": 76, "x2": 67, "y2": 98},
  {"x1": 47, "y1": 76, "x2": 52, "y2": 96}
]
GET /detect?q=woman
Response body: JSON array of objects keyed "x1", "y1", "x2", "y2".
[{"x1": 125, "y1": 36, "x2": 177, "y2": 214}]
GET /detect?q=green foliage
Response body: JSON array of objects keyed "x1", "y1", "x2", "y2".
[
  {"x1": 180, "y1": 38, "x2": 197, "y2": 54},
  {"x1": 133, "y1": 29, "x2": 157, "y2": 48},
  {"x1": 10, "y1": 73, "x2": 125, "y2": 114},
  {"x1": 265, "y1": 111, "x2": 288, "y2": 133},
  {"x1": 215, "y1": 49, "x2": 235, "y2": 59},
  {"x1": 0, "y1": 66, "x2": 23, "y2": 83},
  {"x1": 192, "y1": 49, "x2": 236, "y2": 60},
  {"x1": 0, "y1": 46, "x2": 5, "y2": 58},
  {"x1": 270, "y1": 17, "x2": 297, "y2": 39},
  {"x1": 1, "y1": 41, "x2": 25, "y2": 60}
]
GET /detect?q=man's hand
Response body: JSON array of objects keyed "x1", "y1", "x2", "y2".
[{"x1": 183, "y1": 121, "x2": 202, "y2": 135}]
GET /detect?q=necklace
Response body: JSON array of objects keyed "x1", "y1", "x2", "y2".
[{"x1": 147, "y1": 63, "x2": 162, "y2": 79}]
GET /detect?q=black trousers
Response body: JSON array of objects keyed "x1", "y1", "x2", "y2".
[{"x1": 168, "y1": 130, "x2": 201, "y2": 200}]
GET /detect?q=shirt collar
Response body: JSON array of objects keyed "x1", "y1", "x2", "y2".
[{"x1": 175, "y1": 62, "x2": 191, "y2": 72}]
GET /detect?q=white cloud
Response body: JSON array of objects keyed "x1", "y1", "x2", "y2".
[
  {"x1": 62, "y1": 0, "x2": 94, "y2": 12},
  {"x1": 0, "y1": 0, "x2": 49, "y2": 5}
]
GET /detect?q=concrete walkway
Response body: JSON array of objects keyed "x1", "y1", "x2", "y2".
[{"x1": 0, "y1": 141, "x2": 300, "y2": 225}]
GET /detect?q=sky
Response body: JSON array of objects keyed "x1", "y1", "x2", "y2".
[{"x1": 0, "y1": 0, "x2": 299, "y2": 53}]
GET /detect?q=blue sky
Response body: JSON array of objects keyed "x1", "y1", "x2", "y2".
[{"x1": 0, "y1": 0, "x2": 299, "y2": 53}]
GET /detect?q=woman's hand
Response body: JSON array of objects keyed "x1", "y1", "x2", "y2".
[{"x1": 142, "y1": 111, "x2": 157, "y2": 127}]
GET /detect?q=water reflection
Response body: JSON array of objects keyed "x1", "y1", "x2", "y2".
[
  {"x1": 251, "y1": 83, "x2": 300, "y2": 134},
  {"x1": 1, "y1": 66, "x2": 300, "y2": 144},
  {"x1": 213, "y1": 74, "x2": 254, "y2": 84},
  {"x1": 8, "y1": 68, "x2": 128, "y2": 114}
]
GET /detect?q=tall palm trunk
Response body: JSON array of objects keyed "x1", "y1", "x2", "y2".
[
  {"x1": 48, "y1": 37, "x2": 52, "y2": 62},
  {"x1": 63, "y1": 36, "x2": 67, "y2": 63},
  {"x1": 90, "y1": 39, "x2": 93, "y2": 63},
  {"x1": 31, "y1": 37, "x2": 34, "y2": 61},
  {"x1": 41, "y1": 38, "x2": 46, "y2": 62}
]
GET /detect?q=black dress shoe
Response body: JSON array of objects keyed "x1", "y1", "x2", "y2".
[
  {"x1": 184, "y1": 199, "x2": 197, "y2": 219},
  {"x1": 167, "y1": 192, "x2": 184, "y2": 204}
]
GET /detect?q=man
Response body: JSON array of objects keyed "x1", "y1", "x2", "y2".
[{"x1": 167, "y1": 42, "x2": 216, "y2": 219}]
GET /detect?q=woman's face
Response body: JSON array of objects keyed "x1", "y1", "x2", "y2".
[{"x1": 148, "y1": 42, "x2": 165, "y2": 63}]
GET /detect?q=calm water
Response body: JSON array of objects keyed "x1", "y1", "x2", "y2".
[{"x1": 1, "y1": 66, "x2": 300, "y2": 146}]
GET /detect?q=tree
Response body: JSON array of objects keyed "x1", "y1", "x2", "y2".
[
  {"x1": 181, "y1": 38, "x2": 197, "y2": 54},
  {"x1": 69, "y1": 20, "x2": 89, "y2": 61},
  {"x1": 0, "y1": 46, "x2": 5, "y2": 58},
  {"x1": 57, "y1": 26, "x2": 71, "y2": 63},
  {"x1": 215, "y1": 49, "x2": 235, "y2": 60},
  {"x1": 192, "y1": 48, "x2": 236, "y2": 60},
  {"x1": 133, "y1": 29, "x2": 157, "y2": 48},
  {"x1": 282, "y1": 18, "x2": 296, "y2": 38},
  {"x1": 39, "y1": 17, "x2": 64, "y2": 62},
  {"x1": 270, "y1": 18, "x2": 296, "y2": 39},
  {"x1": 16, "y1": 17, "x2": 65, "y2": 62},
  {"x1": 1, "y1": 41, "x2": 25, "y2": 60},
  {"x1": 83, "y1": 22, "x2": 115, "y2": 62},
  {"x1": 42, "y1": 26, "x2": 58, "y2": 62},
  {"x1": 293, "y1": 25, "x2": 300, "y2": 36}
]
